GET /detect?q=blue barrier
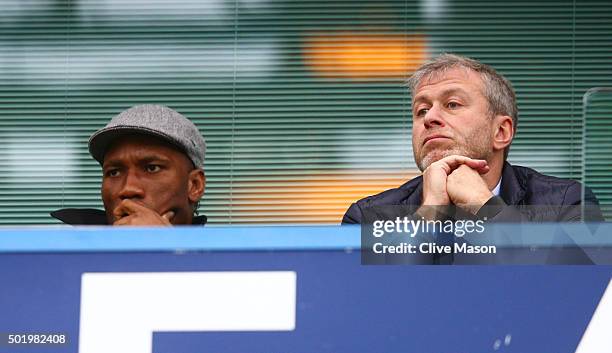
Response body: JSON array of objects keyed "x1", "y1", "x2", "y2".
[{"x1": 0, "y1": 226, "x2": 610, "y2": 353}]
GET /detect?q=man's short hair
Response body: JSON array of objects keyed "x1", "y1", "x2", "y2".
[{"x1": 406, "y1": 53, "x2": 518, "y2": 134}]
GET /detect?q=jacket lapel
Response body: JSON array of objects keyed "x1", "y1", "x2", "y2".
[
  {"x1": 402, "y1": 176, "x2": 424, "y2": 205},
  {"x1": 500, "y1": 162, "x2": 526, "y2": 205}
]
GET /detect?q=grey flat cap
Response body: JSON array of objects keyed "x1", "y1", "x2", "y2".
[{"x1": 89, "y1": 104, "x2": 206, "y2": 168}]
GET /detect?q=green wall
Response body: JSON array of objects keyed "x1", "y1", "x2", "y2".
[{"x1": 0, "y1": 0, "x2": 610, "y2": 224}]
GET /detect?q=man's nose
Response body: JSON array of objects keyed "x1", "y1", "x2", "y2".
[
  {"x1": 117, "y1": 170, "x2": 145, "y2": 200},
  {"x1": 423, "y1": 104, "x2": 445, "y2": 129}
]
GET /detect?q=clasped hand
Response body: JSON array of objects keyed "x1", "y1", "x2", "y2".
[
  {"x1": 112, "y1": 199, "x2": 175, "y2": 226},
  {"x1": 420, "y1": 155, "x2": 494, "y2": 216}
]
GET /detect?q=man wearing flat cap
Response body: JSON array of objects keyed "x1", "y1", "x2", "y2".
[{"x1": 51, "y1": 104, "x2": 207, "y2": 226}]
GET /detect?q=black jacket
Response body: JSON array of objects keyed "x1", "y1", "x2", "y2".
[
  {"x1": 342, "y1": 162, "x2": 603, "y2": 224},
  {"x1": 50, "y1": 208, "x2": 207, "y2": 225}
]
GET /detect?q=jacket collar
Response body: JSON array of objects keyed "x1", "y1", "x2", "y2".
[
  {"x1": 50, "y1": 208, "x2": 207, "y2": 226},
  {"x1": 396, "y1": 175, "x2": 423, "y2": 206},
  {"x1": 499, "y1": 161, "x2": 526, "y2": 205}
]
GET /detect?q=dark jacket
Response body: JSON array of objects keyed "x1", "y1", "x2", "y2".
[
  {"x1": 342, "y1": 162, "x2": 603, "y2": 224},
  {"x1": 50, "y1": 208, "x2": 207, "y2": 225}
]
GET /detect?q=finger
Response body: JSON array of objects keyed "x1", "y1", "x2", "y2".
[
  {"x1": 439, "y1": 155, "x2": 486, "y2": 169},
  {"x1": 112, "y1": 200, "x2": 152, "y2": 223},
  {"x1": 161, "y1": 210, "x2": 175, "y2": 223},
  {"x1": 459, "y1": 162, "x2": 490, "y2": 174},
  {"x1": 112, "y1": 203, "x2": 130, "y2": 221},
  {"x1": 475, "y1": 164, "x2": 490, "y2": 174},
  {"x1": 433, "y1": 155, "x2": 487, "y2": 174},
  {"x1": 113, "y1": 199, "x2": 147, "y2": 217},
  {"x1": 112, "y1": 214, "x2": 136, "y2": 226},
  {"x1": 462, "y1": 158, "x2": 488, "y2": 170},
  {"x1": 120, "y1": 199, "x2": 149, "y2": 213},
  {"x1": 452, "y1": 163, "x2": 488, "y2": 175}
]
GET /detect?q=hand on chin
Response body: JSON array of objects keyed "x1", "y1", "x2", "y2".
[
  {"x1": 447, "y1": 164, "x2": 494, "y2": 215},
  {"x1": 111, "y1": 199, "x2": 175, "y2": 226}
]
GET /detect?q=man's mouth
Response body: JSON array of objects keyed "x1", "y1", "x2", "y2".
[{"x1": 423, "y1": 134, "x2": 450, "y2": 145}]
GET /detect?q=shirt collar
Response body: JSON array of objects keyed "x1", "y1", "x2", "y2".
[{"x1": 492, "y1": 177, "x2": 502, "y2": 197}]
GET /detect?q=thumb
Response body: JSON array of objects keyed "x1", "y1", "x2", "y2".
[
  {"x1": 161, "y1": 210, "x2": 175, "y2": 223},
  {"x1": 475, "y1": 164, "x2": 490, "y2": 174},
  {"x1": 463, "y1": 159, "x2": 489, "y2": 174}
]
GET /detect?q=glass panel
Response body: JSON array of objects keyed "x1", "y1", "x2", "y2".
[{"x1": 584, "y1": 88, "x2": 612, "y2": 221}]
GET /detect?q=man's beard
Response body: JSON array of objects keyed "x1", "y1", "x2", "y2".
[{"x1": 414, "y1": 127, "x2": 493, "y2": 171}]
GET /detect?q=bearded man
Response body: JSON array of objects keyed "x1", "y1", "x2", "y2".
[{"x1": 342, "y1": 54, "x2": 602, "y2": 223}]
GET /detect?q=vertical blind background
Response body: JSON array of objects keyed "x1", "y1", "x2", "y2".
[{"x1": 0, "y1": 0, "x2": 610, "y2": 224}]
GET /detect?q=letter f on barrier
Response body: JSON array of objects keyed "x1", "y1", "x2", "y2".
[{"x1": 78, "y1": 272, "x2": 296, "y2": 353}]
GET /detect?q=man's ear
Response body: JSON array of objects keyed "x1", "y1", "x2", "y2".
[
  {"x1": 187, "y1": 169, "x2": 205, "y2": 204},
  {"x1": 493, "y1": 115, "x2": 514, "y2": 152}
]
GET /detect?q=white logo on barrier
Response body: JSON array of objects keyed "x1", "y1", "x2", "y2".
[
  {"x1": 79, "y1": 271, "x2": 296, "y2": 353},
  {"x1": 575, "y1": 278, "x2": 612, "y2": 353}
]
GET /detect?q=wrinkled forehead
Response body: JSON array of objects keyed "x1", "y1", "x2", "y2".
[{"x1": 412, "y1": 66, "x2": 485, "y2": 98}]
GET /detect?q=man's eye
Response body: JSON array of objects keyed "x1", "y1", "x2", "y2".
[
  {"x1": 146, "y1": 164, "x2": 161, "y2": 173},
  {"x1": 105, "y1": 169, "x2": 120, "y2": 177},
  {"x1": 416, "y1": 108, "x2": 429, "y2": 117},
  {"x1": 447, "y1": 101, "x2": 461, "y2": 109}
]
